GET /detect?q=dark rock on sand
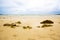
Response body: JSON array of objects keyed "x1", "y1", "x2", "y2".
[
  {"x1": 23, "y1": 26, "x2": 27, "y2": 29},
  {"x1": 27, "y1": 26, "x2": 32, "y2": 29},
  {"x1": 40, "y1": 20, "x2": 54, "y2": 24},
  {"x1": 10, "y1": 23, "x2": 17, "y2": 28},
  {"x1": 3, "y1": 23, "x2": 18, "y2": 28},
  {"x1": 23, "y1": 26, "x2": 32, "y2": 29},
  {"x1": 3, "y1": 23, "x2": 11, "y2": 26},
  {"x1": 41, "y1": 24, "x2": 53, "y2": 28},
  {"x1": 11, "y1": 23, "x2": 16, "y2": 26},
  {"x1": 16, "y1": 21, "x2": 21, "y2": 24}
]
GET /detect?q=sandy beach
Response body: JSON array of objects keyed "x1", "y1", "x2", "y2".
[{"x1": 0, "y1": 15, "x2": 60, "y2": 40}]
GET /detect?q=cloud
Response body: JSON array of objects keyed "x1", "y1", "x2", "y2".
[{"x1": 0, "y1": 0, "x2": 60, "y2": 14}]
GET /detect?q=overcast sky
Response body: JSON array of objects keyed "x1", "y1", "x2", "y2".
[{"x1": 0, "y1": 0, "x2": 60, "y2": 14}]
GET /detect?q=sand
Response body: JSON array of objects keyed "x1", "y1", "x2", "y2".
[{"x1": 0, "y1": 15, "x2": 60, "y2": 40}]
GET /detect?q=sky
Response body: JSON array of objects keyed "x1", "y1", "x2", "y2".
[{"x1": 0, "y1": 0, "x2": 60, "y2": 15}]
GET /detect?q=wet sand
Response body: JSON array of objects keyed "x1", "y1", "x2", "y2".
[{"x1": 0, "y1": 15, "x2": 60, "y2": 40}]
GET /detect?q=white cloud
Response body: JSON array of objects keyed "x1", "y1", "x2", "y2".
[{"x1": 1, "y1": 0, "x2": 60, "y2": 14}]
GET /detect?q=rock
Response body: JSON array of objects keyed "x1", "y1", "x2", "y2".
[
  {"x1": 10, "y1": 23, "x2": 17, "y2": 28},
  {"x1": 3, "y1": 23, "x2": 11, "y2": 26},
  {"x1": 27, "y1": 26, "x2": 32, "y2": 29},
  {"x1": 23, "y1": 26, "x2": 27, "y2": 29},
  {"x1": 41, "y1": 24, "x2": 53, "y2": 28},
  {"x1": 16, "y1": 21, "x2": 21, "y2": 24},
  {"x1": 40, "y1": 20, "x2": 54, "y2": 24},
  {"x1": 11, "y1": 23, "x2": 16, "y2": 26},
  {"x1": 3, "y1": 23, "x2": 19, "y2": 28}
]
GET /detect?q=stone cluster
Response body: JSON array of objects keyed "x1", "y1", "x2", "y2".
[{"x1": 3, "y1": 20, "x2": 54, "y2": 29}]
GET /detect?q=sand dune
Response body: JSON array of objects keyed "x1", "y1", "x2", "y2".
[{"x1": 0, "y1": 15, "x2": 60, "y2": 40}]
